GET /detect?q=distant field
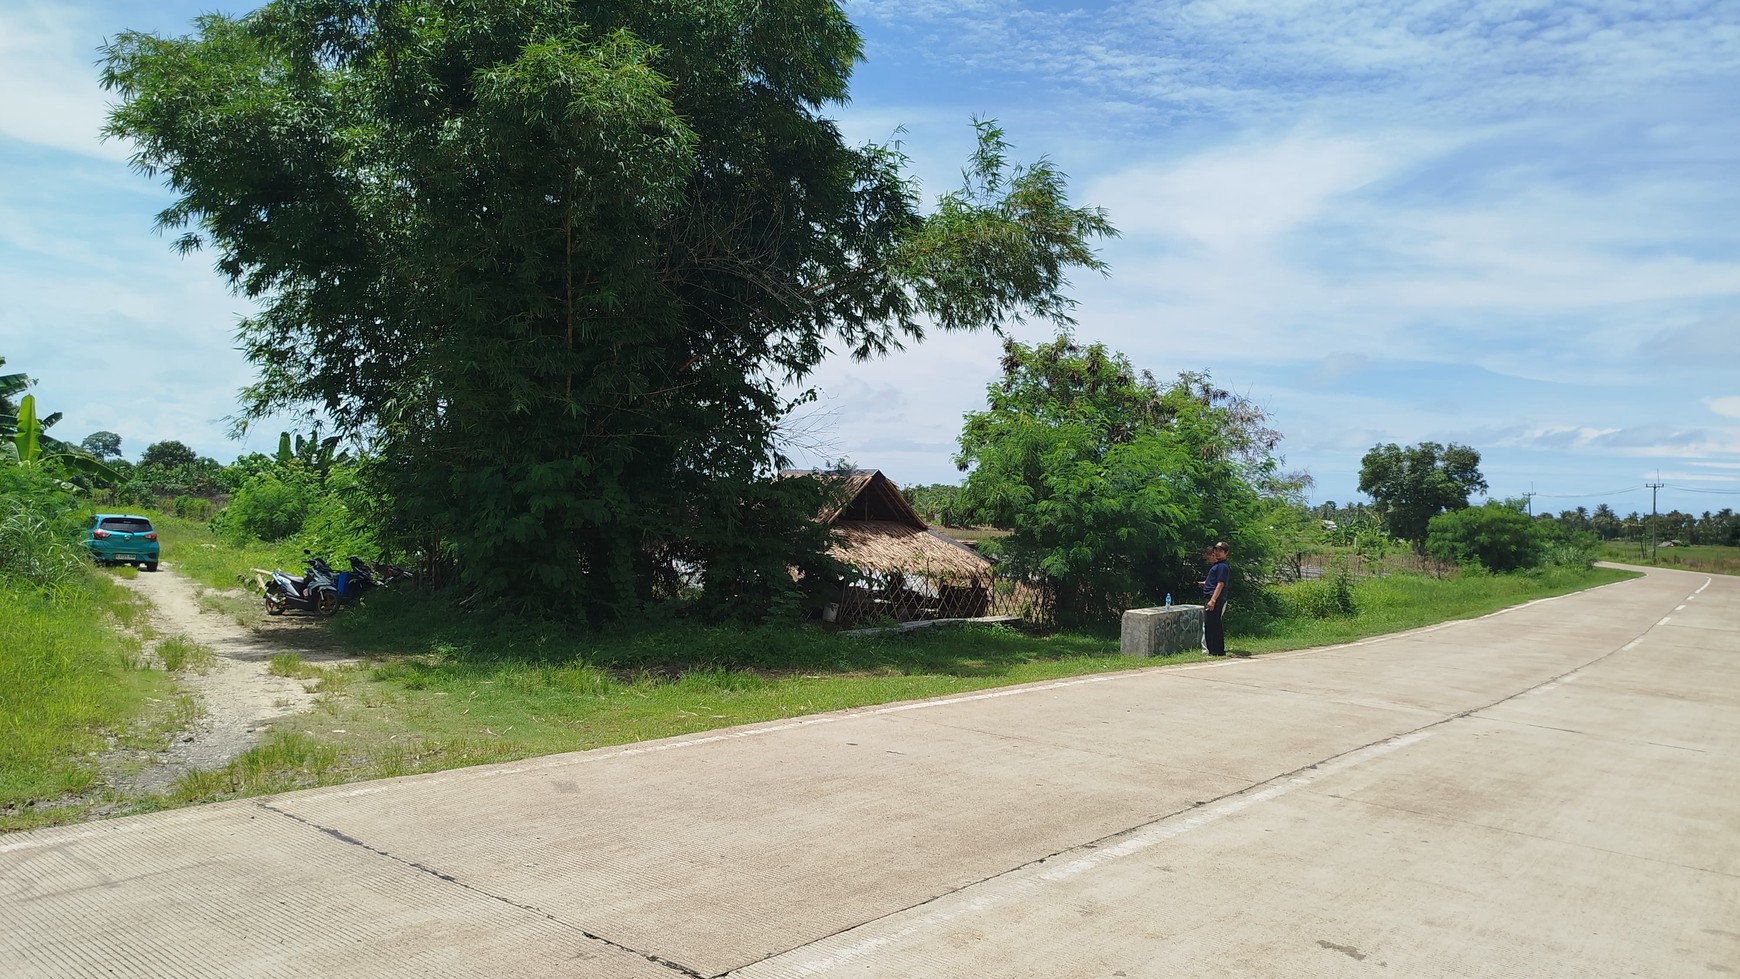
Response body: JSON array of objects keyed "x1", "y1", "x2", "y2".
[
  {"x1": 933, "y1": 526, "x2": 1011, "y2": 544},
  {"x1": 1599, "y1": 542, "x2": 1740, "y2": 576}
]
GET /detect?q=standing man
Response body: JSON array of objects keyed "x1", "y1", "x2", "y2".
[{"x1": 1201, "y1": 542, "x2": 1230, "y2": 656}]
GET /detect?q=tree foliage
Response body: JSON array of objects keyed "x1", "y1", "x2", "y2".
[
  {"x1": 903, "y1": 483, "x2": 971, "y2": 526},
  {"x1": 139, "y1": 440, "x2": 199, "y2": 470},
  {"x1": 80, "y1": 432, "x2": 123, "y2": 461},
  {"x1": 955, "y1": 335, "x2": 1291, "y2": 625},
  {"x1": 1357, "y1": 441, "x2": 1487, "y2": 548},
  {"x1": 102, "y1": 1, "x2": 1114, "y2": 622},
  {"x1": 1426, "y1": 501, "x2": 1543, "y2": 573}
]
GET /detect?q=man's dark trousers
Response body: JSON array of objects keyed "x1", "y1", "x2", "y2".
[{"x1": 1203, "y1": 604, "x2": 1225, "y2": 655}]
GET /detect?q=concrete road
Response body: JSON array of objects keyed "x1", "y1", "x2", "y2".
[{"x1": 3, "y1": 566, "x2": 1736, "y2": 978}]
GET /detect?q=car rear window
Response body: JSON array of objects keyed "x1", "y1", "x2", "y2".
[{"x1": 99, "y1": 517, "x2": 154, "y2": 533}]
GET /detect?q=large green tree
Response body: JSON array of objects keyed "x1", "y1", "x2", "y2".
[
  {"x1": 79, "y1": 431, "x2": 124, "y2": 461},
  {"x1": 1357, "y1": 441, "x2": 1487, "y2": 548},
  {"x1": 955, "y1": 335, "x2": 1292, "y2": 625},
  {"x1": 102, "y1": 0, "x2": 1114, "y2": 621}
]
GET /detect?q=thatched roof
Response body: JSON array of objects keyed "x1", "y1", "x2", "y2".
[
  {"x1": 829, "y1": 520, "x2": 991, "y2": 582},
  {"x1": 779, "y1": 469, "x2": 990, "y2": 583},
  {"x1": 782, "y1": 469, "x2": 929, "y2": 527}
]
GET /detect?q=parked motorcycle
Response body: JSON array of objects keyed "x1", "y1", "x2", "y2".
[
  {"x1": 263, "y1": 552, "x2": 341, "y2": 616},
  {"x1": 353, "y1": 556, "x2": 415, "y2": 586}
]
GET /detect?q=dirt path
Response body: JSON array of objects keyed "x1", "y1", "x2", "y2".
[{"x1": 106, "y1": 565, "x2": 351, "y2": 795}]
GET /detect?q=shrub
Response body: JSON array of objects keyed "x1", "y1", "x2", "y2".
[
  {"x1": 1426, "y1": 502, "x2": 1544, "y2": 573},
  {"x1": 1274, "y1": 575, "x2": 1357, "y2": 619},
  {"x1": 172, "y1": 495, "x2": 214, "y2": 520},
  {"x1": 113, "y1": 481, "x2": 159, "y2": 508},
  {"x1": 288, "y1": 465, "x2": 381, "y2": 560},
  {"x1": 216, "y1": 471, "x2": 316, "y2": 542},
  {"x1": 0, "y1": 498, "x2": 86, "y2": 591},
  {"x1": 1538, "y1": 522, "x2": 1598, "y2": 568}
]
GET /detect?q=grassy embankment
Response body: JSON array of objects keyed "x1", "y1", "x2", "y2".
[
  {"x1": 0, "y1": 574, "x2": 172, "y2": 831},
  {"x1": 7, "y1": 506, "x2": 1638, "y2": 828},
  {"x1": 142, "y1": 538, "x2": 1636, "y2": 815},
  {"x1": 1597, "y1": 541, "x2": 1740, "y2": 576}
]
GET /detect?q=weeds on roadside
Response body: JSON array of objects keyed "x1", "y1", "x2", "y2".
[
  {"x1": 267, "y1": 652, "x2": 323, "y2": 679},
  {"x1": 0, "y1": 500, "x2": 87, "y2": 593},
  {"x1": 156, "y1": 635, "x2": 217, "y2": 674},
  {"x1": 168, "y1": 732, "x2": 341, "y2": 802},
  {"x1": 0, "y1": 576, "x2": 166, "y2": 811}
]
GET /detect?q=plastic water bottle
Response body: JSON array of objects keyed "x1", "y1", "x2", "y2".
[{"x1": 1165, "y1": 593, "x2": 1172, "y2": 607}]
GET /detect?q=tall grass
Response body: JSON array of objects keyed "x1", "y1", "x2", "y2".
[
  {"x1": 0, "y1": 499, "x2": 87, "y2": 592},
  {"x1": 142, "y1": 510, "x2": 302, "y2": 591},
  {"x1": 1241, "y1": 565, "x2": 1636, "y2": 652},
  {"x1": 0, "y1": 576, "x2": 165, "y2": 812}
]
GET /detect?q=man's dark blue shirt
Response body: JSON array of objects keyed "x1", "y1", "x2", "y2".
[{"x1": 1202, "y1": 559, "x2": 1228, "y2": 600}]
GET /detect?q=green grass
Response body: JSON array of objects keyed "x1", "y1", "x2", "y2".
[
  {"x1": 267, "y1": 652, "x2": 325, "y2": 679},
  {"x1": 140, "y1": 563, "x2": 1633, "y2": 809},
  {"x1": 1239, "y1": 565, "x2": 1637, "y2": 653},
  {"x1": 156, "y1": 635, "x2": 217, "y2": 674},
  {"x1": 1598, "y1": 542, "x2": 1740, "y2": 576},
  {"x1": 0, "y1": 575, "x2": 169, "y2": 829},
  {"x1": 143, "y1": 511, "x2": 303, "y2": 592},
  {"x1": 3, "y1": 501, "x2": 1640, "y2": 826}
]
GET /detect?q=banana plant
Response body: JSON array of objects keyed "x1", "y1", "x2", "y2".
[
  {"x1": 0, "y1": 363, "x2": 29, "y2": 445},
  {"x1": 7, "y1": 394, "x2": 122, "y2": 484},
  {"x1": 275, "y1": 429, "x2": 348, "y2": 472}
]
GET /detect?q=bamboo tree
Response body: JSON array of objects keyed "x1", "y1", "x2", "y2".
[{"x1": 102, "y1": 1, "x2": 1113, "y2": 621}]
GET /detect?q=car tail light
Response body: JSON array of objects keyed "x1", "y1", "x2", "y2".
[
  {"x1": 93, "y1": 529, "x2": 110, "y2": 539},
  {"x1": 145, "y1": 533, "x2": 158, "y2": 541}
]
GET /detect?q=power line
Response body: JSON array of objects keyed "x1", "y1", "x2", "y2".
[{"x1": 1533, "y1": 485, "x2": 1646, "y2": 500}]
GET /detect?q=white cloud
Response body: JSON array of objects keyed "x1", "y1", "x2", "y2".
[
  {"x1": 1089, "y1": 132, "x2": 1414, "y2": 250},
  {"x1": 1707, "y1": 396, "x2": 1740, "y2": 420},
  {"x1": 0, "y1": 5, "x2": 128, "y2": 161}
]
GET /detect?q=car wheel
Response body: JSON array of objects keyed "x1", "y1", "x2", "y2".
[{"x1": 144, "y1": 562, "x2": 159, "y2": 572}]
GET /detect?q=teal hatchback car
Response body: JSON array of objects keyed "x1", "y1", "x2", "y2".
[{"x1": 85, "y1": 514, "x2": 159, "y2": 571}]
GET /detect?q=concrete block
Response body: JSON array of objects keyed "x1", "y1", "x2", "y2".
[{"x1": 1120, "y1": 605, "x2": 1203, "y2": 657}]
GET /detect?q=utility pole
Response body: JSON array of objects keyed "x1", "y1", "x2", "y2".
[
  {"x1": 1647, "y1": 477, "x2": 1665, "y2": 561},
  {"x1": 1523, "y1": 486, "x2": 1536, "y2": 517}
]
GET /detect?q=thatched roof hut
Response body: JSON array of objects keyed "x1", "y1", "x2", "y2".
[{"x1": 784, "y1": 469, "x2": 993, "y2": 621}]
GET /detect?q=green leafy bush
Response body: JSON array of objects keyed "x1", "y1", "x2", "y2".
[
  {"x1": 289, "y1": 465, "x2": 382, "y2": 560},
  {"x1": 1273, "y1": 572, "x2": 1357, "y2": 619},
  {"x1": 1426, "y1": 502, "x2": 1544, "y2": 573},
  {"x1": 172, "y1": 494, "x2": 213, "y2": 520},
  {"x1": 1538, "y1": 521, "x2": 1598, "y2": 568},
  {"x1": 215, "y1": 471, "x2": 316, "y2": 542},
  {"x1": 0, "y1": 499, "x2": 87, "y2": 591}
]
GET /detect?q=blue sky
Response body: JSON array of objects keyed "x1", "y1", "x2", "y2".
[{"x1": 4, "y1": 0, "x2": 1739, "y2": 518}]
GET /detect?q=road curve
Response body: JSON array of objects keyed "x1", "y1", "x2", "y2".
[{"x1": 3, "y1": 565, "x2": 1736, "y2": 978}]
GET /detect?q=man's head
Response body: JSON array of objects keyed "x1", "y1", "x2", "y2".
[{"x1": 1214, "y1": 542, "x2": 1230, "y2": 560}]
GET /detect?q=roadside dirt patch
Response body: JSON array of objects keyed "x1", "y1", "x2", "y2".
[{"x1": 104, "y1": 565, "x2": 357, "y2": 795}]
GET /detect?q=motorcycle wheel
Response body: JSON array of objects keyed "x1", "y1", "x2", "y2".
[
  {"x1": 317, "y1": 590, "x2": 341, "y2": 616},
  {"x1": 265, "y1": 593, "x2": 285, "y2": 616}
]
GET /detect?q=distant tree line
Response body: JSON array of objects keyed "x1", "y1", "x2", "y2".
[{"x1": 1536, "y1": 505, "x2": 1739, "y2": 547}]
